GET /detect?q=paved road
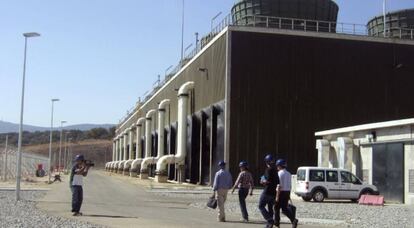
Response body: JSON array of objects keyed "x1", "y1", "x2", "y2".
[{"x1": 37, "y1": 170, "x2": 328, "y2": 228}]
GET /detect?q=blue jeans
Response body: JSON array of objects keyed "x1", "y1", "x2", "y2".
[
  {"x1": 71, "y1": 185, "x2": 83, "y2": 213},
  {"x1": 258, "y1": 192, "x2": 275, "y2": 224},
  {"x1": 238, "y1": 188, "x2": 249, "y2": 220}
]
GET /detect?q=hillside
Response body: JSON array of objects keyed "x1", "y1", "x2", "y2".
[
  {"x1": 23, "y1": 140, "x2": 112, "y2": 168},
  {"x1": 0, "y1": 120, "x2": 115, "y2": 134},
  {"x1": 0, "y1": 127, "x2": 116, "y2": 168}
]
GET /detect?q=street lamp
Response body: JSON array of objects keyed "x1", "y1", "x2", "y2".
[
  {"x1": 211, "y1": 11, "x2": 222, "y2": 31},
  {"x1": 63, "y1": 132, "x2": 70, "y2": 172},
  {"x1": 48, "y1": 98, "x2": 59, "y2": 183},
  {"x1": 16, "y1": 32, "x2": 40, "y2": 201},
  {"x1": 59, "y1": 120, "x2": 67, "y2": 173}
]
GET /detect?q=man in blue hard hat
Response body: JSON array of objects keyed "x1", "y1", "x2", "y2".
[
  {"x1": 259, "y1": 154, "x2": 280, "y2": 228},
  {"x1": 212, "y1": 160, "x2": 233, "y2": 222},
  {"x1": 70, "y1": 154, "x2": 90, "y2": 216},
  {"x1": 275, "y1": 159, "x2": 298, "y2": 228}
]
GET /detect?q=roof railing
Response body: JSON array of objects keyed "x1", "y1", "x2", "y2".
[{"x1": 117, "y1": 14, "x2": 414, "y2": 127}]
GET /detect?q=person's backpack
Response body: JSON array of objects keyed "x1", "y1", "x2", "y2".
[{"x1": 207, "y1": 196, "x2": 217, "y2": 209}]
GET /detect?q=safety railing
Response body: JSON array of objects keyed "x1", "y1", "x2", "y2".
[{"x1": 117, "y1": 14, "x2": 414, "y2": 127}]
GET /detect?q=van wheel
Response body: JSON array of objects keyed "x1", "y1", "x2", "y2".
[
  {"x1": 302, "y1": 196, "x2": 312, "y2": 202},
  {"x1": 312, "y1": 190, "x2": 325, "y2": 202}
]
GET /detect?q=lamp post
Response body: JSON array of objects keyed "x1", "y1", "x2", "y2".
[
  {"x1": 16, "y1": 32, "x2": 40, "y2": 201},
  {"x1": 48, "y1": 98, "x2": 59, "y2": 183},
  {"x1": 59, "y1": 120, "x2": 67, "y2": 173},
  {"x1": 64, "y1": 132, "x2": 69, "y2": 171},
  {"x1": 211, "y1": 11, "x2": 222, "y2": 31}
]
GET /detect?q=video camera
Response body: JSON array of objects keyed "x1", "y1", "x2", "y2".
[{"x1": 84, "y1": 160, "x2": 95, "y2": 167}]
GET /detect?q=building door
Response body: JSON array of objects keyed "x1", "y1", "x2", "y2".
[{"x1": 372, "y1": 143, "x2": 404, "y2": 203}]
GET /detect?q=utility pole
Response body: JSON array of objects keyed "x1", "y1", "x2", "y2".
[
  {"x1": 3, "y1": 135, "x2": 8, "y2": 181},
  {"x1": 59, "y1": 120, "x2": 67, "y2": 173}
]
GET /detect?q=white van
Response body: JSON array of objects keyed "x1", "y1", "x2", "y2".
[{"x1": 295, "y1": 167, "x2": 379, "y2": 202}]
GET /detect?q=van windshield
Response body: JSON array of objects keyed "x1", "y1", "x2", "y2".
[{"x1": 297, "y1": 169, "x2": 306, "y2": 181}]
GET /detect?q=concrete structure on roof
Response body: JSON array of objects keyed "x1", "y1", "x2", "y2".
[
  {"x1": 368, "y1": 8, "x2": 414, "y2": 39},
  {"x1": 316, "y1": 118, "x2": 414, "y2": 205}
]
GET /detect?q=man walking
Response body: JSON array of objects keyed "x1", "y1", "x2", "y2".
[
  {"x1": 212, "y1": 161, "x2": 233, "y2": 222},
  {"x1": 259, "y1": 154, "x2": 279, "y2": 228},
  {"x1": 70, "y1": 154, "x2": 89, "y2": 216},
  {"x1": 275, "y1": 159, "x2": 298, "y2": 228}
]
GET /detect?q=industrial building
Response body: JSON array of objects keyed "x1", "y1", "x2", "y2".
[
  {"x1": 315, "y1": 118, "x2": 414, "y2": 205},
  {"x1": 106, "y1": 0, "x2": 414, "y2": 187}
]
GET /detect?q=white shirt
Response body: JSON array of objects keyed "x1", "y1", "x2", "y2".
[
  {"x1": 278, "y1": 169, "x2": 292, "y2": 191},
  {"x1": 72, "y1": 174, "x2": 83, "y2": 186}
]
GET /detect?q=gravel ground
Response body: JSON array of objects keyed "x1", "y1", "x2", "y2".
[
  {"x1": 153, "y1": 190, "x2": 414, "y2": 228},
  {"x1": 0, "y1": 190, "x2": 103, "y2": 228}
]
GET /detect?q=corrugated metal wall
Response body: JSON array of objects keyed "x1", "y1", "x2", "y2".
[
  {"x1": 117, "y1": 35, "x2": 227, "y2": 132},
  {"x1": 228, "y1": 30, "x2": 414, "y2": 179}
]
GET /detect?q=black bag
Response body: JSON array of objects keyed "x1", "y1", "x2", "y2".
[
  {"x1": 207, "y1": 196, "x2": 217, "y2": 209},
  {"x1": 288, "y1": 200, "x2": 297, "y2": 218}
]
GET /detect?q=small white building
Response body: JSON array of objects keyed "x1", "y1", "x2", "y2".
[{"x1": 315, "y1": 118, "x2": 414, "y2": 205}]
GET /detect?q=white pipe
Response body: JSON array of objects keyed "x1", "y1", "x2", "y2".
[
  {"x1": 130, "y1": 118, "x2": 146, "y2": 177},
  {"x1": 145, "y1": 109, "x2": 157, "y2": 157},
  {"x1": 156, "y1": 81, "x2": 194, "y2": 180},
  {"x1": 123, "y1": 127, "x2": 135, "y2": 175},
  {"x1": 141, "y1": 99, "x2": 170, "y2": 177},
  {"x1": 118, "y1": 130, "x2": 128, "y2": 172}
]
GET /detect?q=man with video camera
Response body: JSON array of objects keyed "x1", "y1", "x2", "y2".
[{"x1": 70, "y1": 154, "x2": 93, "y2": 216}]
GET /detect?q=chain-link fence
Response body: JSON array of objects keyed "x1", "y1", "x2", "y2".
[{"x1": 0, "y1": 145, "x2": 49, "y2": 181}]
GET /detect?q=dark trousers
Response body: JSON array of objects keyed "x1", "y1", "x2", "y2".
[
  {"x1": 71, "y1": 185, "x2": 83, "y2": 213},
  {"x1": 238, "y1": 188, "x2": 249, "y2": 220},
  {"x1": 274, "y1": 191, "x2": 295, "y2": 225},
  {"x1": 258, "y1": 192, "x2": 275, "y2": 224}
]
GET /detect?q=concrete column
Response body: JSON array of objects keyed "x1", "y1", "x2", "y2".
[
  {"x1": 338, "y1": 137, "x2": 354, "y2": 171},
  {"x1": 316, "y1": 139, "x2": 330, "y2": 167}
]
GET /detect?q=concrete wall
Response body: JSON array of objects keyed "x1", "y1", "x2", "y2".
[{"x1": 318, "y1": 123, "x2": 414, "y2": 204}]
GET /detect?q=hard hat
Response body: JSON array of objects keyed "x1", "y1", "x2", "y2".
[
  {"x1": 218, "y1": 160, "x2": 226, "y2": 167},
  {"x1": 239, "y1": 161, "x2": 248, "y2": 167},
  {"x1": 74, "y1": 154, "x2": 85, "y2": 161},
  {"x1": 264, "y1": 154, "x2": 274, "y2": 163},
  {"x1": 276, "y1": 159, "x2": 287, "y2": 167}
]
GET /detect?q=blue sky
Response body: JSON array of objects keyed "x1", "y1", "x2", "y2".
[{"x1": 1, "y1": 0, "x2": 413, "y2": 127}]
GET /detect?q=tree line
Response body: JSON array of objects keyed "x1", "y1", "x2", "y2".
[{"x1": 0, "y1": 127, "x2": 116, "y2": 146}]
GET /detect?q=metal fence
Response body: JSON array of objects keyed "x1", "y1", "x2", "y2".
[
  {"x1": 117, "y1": 14, "x2": 414, "y2": 127},
  {"x1": 0, "y1": 146, "x2": 49, "y2": 181}
]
